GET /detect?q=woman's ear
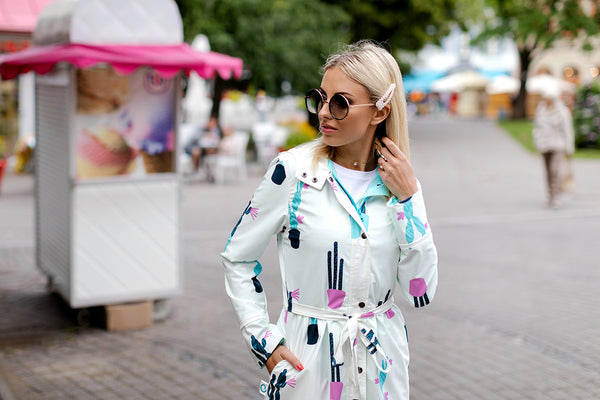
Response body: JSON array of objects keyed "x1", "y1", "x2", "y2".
[{"x1": 370, "y1": 105, "x2": 390, "y2": 126}]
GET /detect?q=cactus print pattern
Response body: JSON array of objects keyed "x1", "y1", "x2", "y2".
[
  {"x1": 252, "y1": 262, "x2": 264, "y2": 293},
  {"x1": 271, "y1": 161, "x2": 286, "y2": 185},
  {"x1": 327, "y1": 242, "x2": 346, "y2": 309},
  {"x1": 288, "y1": 181, "x2": 304, "y2": 249},
  {"x1": 225, "y1": 201, "x2": 259, "y2": 249},
  {"x1": 409, "y1": 278, "x2": 430, "y2": 308},
  {"x1": 285, "y1": 288, "x2": 300, "y2": 323},
  {"x1": 397, "y1": 200, "x2": 426, "y2": 244},
  {"x1": 329, "y1": 333, "x2": 344, "y2": 400},
  {"x1": 221, "y1": 146, "x2": 438, "y2": 399},
  {"x1": 251, "y1": 335, "x2": 271, "y2": 367},
  {"x1": 268, "y1": 368, "x2": 292, "y2": 400}
]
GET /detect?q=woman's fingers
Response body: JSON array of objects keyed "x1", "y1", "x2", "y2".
[
  {"x1": 265, "y1": 346, "x2": 282, "y2": 373},
  {"x1": 378, "y1": 137, "x2": 417, "y2": 200},
  {"x1": 281, "y1": 347, "x2": 304, "y2": 371},
  {"x1": 266, "y1": 346, "x2": 304, "y2": 374},
  {"x1": 380, "y1": 136, "x2": 406, "y2": 160}
]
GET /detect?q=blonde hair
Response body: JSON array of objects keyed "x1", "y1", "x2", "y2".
[{"x1": 313, "y1": 40, "x2": 409, "y2": 165}]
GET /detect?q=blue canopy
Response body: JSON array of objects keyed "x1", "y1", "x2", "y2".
[
  {"x1": 478, "y1": 69, "x2": 511, "y2": 79},
  {"x1": 402, "y1": 70, "x2": 446, "y2": 93}
]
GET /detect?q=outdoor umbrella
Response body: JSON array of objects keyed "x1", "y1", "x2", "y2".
[
  {"x1": 486, "y1": 75, "x2": 520, "y2": 95},
  {"x1": 526, "y1": 74, "x2": 576, "y2": 95},
  {"x1": 431, "y1": 70, "x2": 490, "y2": 92}
]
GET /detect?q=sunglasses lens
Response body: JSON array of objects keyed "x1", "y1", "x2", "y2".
[
  {"x1": 330, "y1": 94, "x2": 349, "y2": 120},
  {"x1": 305, "y1": 90, "x2": 322, "y2": 114}
]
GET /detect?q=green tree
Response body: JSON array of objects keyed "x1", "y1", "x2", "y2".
[
  {"x1": 475, "y1": 0, "x2": 600, "y2": 119},
  {"x1": 175, "y1": 0, "x2": 350, "y2": 119},
  {"x1": 321, "y1": 0, "x2": 471, "y2": 50}
]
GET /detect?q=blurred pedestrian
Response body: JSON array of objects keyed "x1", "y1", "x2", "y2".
[
  {"x1": 222, "y1": 40, "x2": 438, "y2": 399},
  {"x1": 184, "y1": 117, "x2": 221, "y2": 173},
  {"x1": 449, "y1": 92, "x2": 458, "y2": 115},
  {"x1": 532, "y1": 86, "x2": 574, "y2": 208},
  {"x1": 256, "y1": 89, "x2": 268, "y2": 122}
]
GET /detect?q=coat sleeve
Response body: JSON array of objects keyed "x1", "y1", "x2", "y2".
[
  {"x1": 221, "y1": 154, "x2": 294, "y2": 368},
  {"x1": 387, "y1": 180, "x2": 438, "y2": 308}
]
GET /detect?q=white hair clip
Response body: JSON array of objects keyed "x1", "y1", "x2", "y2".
[{"x1": 375, "y1": 83, "x2": 396, "y2": 110}]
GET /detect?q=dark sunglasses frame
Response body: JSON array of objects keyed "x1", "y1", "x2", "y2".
[{"x1": 304, "y1": 89, "x2": 374, "y2": 120}]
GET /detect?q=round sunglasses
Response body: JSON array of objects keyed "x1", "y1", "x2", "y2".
[{"x1": 305, "y1": 89, "x2": 374, "y2": 120}]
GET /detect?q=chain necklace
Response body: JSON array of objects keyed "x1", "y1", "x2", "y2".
[{"x1": 333, "y1": 151, "x2": 376, "y2": 171}]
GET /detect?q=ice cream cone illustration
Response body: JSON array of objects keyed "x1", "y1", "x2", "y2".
[{"x1": 76, "y1": 127, "x2": 137, "y2": 178}]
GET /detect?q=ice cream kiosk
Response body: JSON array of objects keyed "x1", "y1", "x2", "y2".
[{"x1": 0, "y1": 0, "x2": 242, "y2": 325}]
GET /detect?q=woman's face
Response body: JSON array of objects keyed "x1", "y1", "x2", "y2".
[{"x1": 318, "y1": 67, "x2": 377, "y2": 149}]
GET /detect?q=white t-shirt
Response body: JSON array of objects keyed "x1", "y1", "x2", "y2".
[{"x1": 332, "y1": 161, "x2": 377, "y2": 201}]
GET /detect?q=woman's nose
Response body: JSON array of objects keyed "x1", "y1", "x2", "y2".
[{"x1": 318, "y1": 100, "x2": 331, "y2": 119}]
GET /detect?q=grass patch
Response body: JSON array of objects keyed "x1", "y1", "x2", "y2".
[
  {"x1": 498, "y1": 119, "x2": 536, "y2": 154},
  {"x1": 497, "y1": 119, "x2": 600, "y2": 159}
]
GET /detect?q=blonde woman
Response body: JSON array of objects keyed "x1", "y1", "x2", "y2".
[{"x1": 222, "y1": 40, "x2": 438, "y2": 399}]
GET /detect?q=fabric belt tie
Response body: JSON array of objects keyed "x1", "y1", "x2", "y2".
[{"x1": 288, "y1": 298, "x2": 394, "y2": 397}]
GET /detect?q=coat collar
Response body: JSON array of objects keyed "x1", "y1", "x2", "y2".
[
  {"x1": 287, "y1": 142, "x2": 390, "y2": 197},
  {"x1": 287, "y1": 142, "x2": 329, "y2": 190},
  {"x1": 295, "y1": 161, "x2": 328, "y2": 190},
  {"x1": 285, "y1": 141, "x2": 390, "y2": 237}
]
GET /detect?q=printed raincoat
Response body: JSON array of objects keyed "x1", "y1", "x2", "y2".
[{"x1": 222, "y1": 141, "x2": 438, "y2": 400}]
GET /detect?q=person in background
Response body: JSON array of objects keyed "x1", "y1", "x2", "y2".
[
  {"x1": 184, "y1": 117, "x2": 221, "y2": 173},
  {"x1": 532, "y1": 86, "x2": 574, "y2": 208},
  {"x1": 221, "y1": 40, "x2": 438, "y2": 399},
  {"x1": 203, "y1": 126, "x2": 237, "y2": 182},
  {"x1": 256, "y1": 89, "x2": 269, "y2": 122},
  {"x1": 216, "y1": 126, "x2": 236, "y2": 156}
]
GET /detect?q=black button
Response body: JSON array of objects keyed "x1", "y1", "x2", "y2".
[
  {"x1": 301, "y1": 172, "x2": 308, "y2": 178},
  {"x1": 361, "y1": 232, "x2": 367, "y2": 239},
  {"x1": 358, "y1": 302, "x2": 365, "y2": 308},
  {"x1": 312, "y1": 177, "x2": 318, "y2": 183},
  {"x1": 357, "y1": 367, "x2": 363, "y2": 374}
]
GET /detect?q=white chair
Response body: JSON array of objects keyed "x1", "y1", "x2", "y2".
[
  {"x1": 205, "y1": 131, "x2": 250, "y2": 183},
  {"x1": 252, "y1": 121, "x2": 277, "y2": 167}
]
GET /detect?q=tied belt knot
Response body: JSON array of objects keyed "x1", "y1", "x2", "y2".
[{"x1": 288, "y1": 297, "x2": 394, "y2": 397}]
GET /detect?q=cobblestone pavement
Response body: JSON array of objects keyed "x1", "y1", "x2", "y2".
[{"x1": 1, "y1": 117, "x2": 599, "y2": 400}]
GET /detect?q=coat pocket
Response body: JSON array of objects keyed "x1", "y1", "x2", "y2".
[{"x1": 260, "y1": 360, "x2": 297, "y2": 398}]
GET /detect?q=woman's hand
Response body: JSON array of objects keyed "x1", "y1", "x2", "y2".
[
  {"x1": 265, "y1": 345, "x2": 304, "y2": 374},
  {"x1": 377, "y1": 136, "x2": 418, "y2": 201}
]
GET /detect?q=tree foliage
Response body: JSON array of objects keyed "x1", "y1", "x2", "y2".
[
  {"x1": 573, "y1": 81, "x2": 600, "y2": 148},
  {"x1": 321, "y1": 0, "x2": 468, "y2": 51},
  {"x1": 475, "y1": 0, "x2": 600, "y2": 118},
  {"x1": 174, "y1": 0, "x2": 473, "y2": 119},
  {"x1": 175, "y1": 0, "x2": 350, "y2": 96},
  {"x1": 175, "y1": 0, "x2": 473, "y2": 93}
]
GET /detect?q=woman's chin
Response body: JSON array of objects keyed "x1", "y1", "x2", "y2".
[{"x1": 321, "y1": 134, "x2": 341, "y2": 147}]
